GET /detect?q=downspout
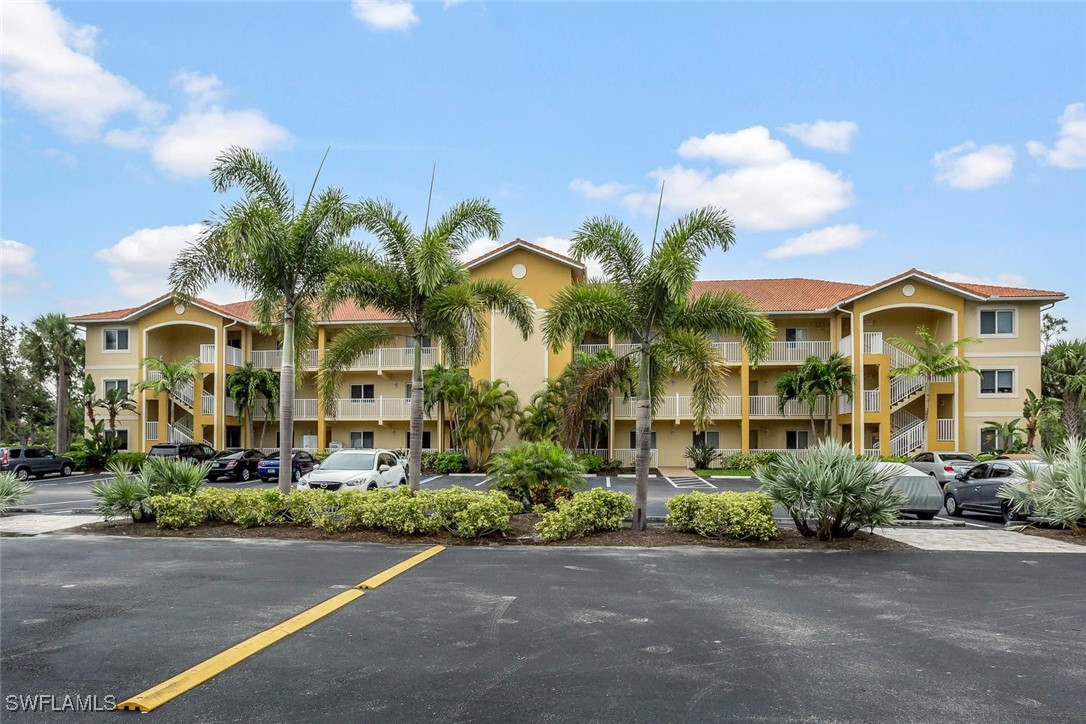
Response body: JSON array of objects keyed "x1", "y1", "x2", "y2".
[{"x1": 222, "y1": 319, "x2": 238, "y2": 448}]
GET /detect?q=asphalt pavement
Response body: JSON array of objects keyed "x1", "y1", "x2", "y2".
[{"x1": 1, "y1": 536, "x2": 1083, "y2": 722}]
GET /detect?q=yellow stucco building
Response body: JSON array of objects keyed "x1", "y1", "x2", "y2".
[{"x1": 73, "y1": 240, "x2": 1066, "y2": 467}]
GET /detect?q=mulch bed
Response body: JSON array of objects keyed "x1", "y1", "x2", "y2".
[
  {"x1": 64, "y1": 515, "x2": 912, "y2": 550},
  {"x1": 1020, "y1": 527, "x2": 1086, "y2": 547}
]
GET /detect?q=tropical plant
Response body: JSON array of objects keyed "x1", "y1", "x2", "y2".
[
  {"x1": 19, "y1": 313, "x2": 84, "y2": 453},
  {"x1": 1042, "y1": 339, "x2": 1086, "y2": 441},
  {"x1": 66, "y1": 420, "x2": 114, "y2": 471},
  {"x1": 756, "y1": 438, "x2": 907, "y2": 541},
  {"x1": 807, "y1": 353, "x2": 855, "y2": 439},
  {"x1": 316, "y1": 197, "x2": 534, "y2": 491},
  {"x1": 535, "y1": 488, "x2": 634, "y2": 542},
  {"x1": 775, "y1": 366, "x2": 821, "y2": 438},
  {"x1": 170, "y1": 147, "x2": 362, "y2": 493},
  {"x1": 140, "y1": 455, "x2": 211, "y2": 497},
  {"x1": 685, "y1": 442, "x2": 721, "y2": 470},
  {"x1": 226, "y1": 363, "x2": 280, "y2": 448},
  {"x1": 487, "y1": 440, "x2": 587, "y2": 507},
  {"x1": 0, "y1": 317, "x2": 55, "y2": 445},
  {"x1": 888, "y1": 325, "x2": 981, "y2": 428},
  {"x1": 134, "y1": 356, "x2": 202, "y2": 441},
  {"x1": 0, "y1": 472, "x2": 33, "y2": 514},
  {"x1": 458, "y1": 379, "x2": 521, "y2": 471},
  {"x1": 982, "y1": 418, "x2": 1023, "y2": 454},
  {"x1": 81, "y1": 374, "x2": 98, "y2": 428},
  {"x1": 555, "y1": 349, "x2": 635, "y2": 451},
  {"x1": 999, "y1": 436, "x2": 1086, "y2": 536},
  {"x1": 90, "y1": 461, "x2": 149, "y2": 522},
  {"x1": 517, "y1": 380, "x2": 563, "y2": 443},
  {"x1": 423, "y1": 365, "x2": 473, "y2": 451},
  {"x1": 665, "y1": 491, "x2": 779, "y2": 540},
  {"x1": 1041, "y1": 313, "x2": 1068, "y2": 352},
  {"x1": 95, "y1": 387, "x2": 137, "y2": 451},
  {"x1": 1022, "y1": 389, "x2": 1061, "y2": 450},
  {"x1": 543, "y1": 210, "x2": 775, "y2": 529}
]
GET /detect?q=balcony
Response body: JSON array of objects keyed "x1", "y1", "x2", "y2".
[
  {"x1": 145, "y1": 421, "x2": 159, "y2": 442},
  {"x1": 863, "y1": 332, "x2": 884, "y2": 355},
  {"x1": 749, "y1": 395, "x2": 828, "y2": 417},
  {"x1": 251, "y1": 349, "x2": 320, "y2": 369},
  {"x1": 612, "y1": 395, "x2": 740, "y2": 419},
  {"x1": 251, "y1": 397, "x2": 413, "y2": 421},
  {"x1": 345, "y1": 346, "x2": 436, "y2": 371},
  {"x1": 937, "y1": 418, "x2": 955, "y2": 442},
  {"x1": 612, "y1": 449, "x2": 659, "y2": 468},
  {"x1": 610, "y1": 342, "x2": 742, "y2": 364},
  {"x1": 864, "y1": 389, "x2": 881, "y2": 413},
  {"x1": 577, "y1": 344, "x2": 611, "y2": 356},
  {"x1": 762, "y1": 341, "x2": 831, "y2": 364}
]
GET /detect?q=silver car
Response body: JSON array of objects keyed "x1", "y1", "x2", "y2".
[
  {"x1": 905, "y1": 451, "x2": 979, "y2": 486},
  {"x1": 298, "y1": 449, "x2": 407, "y2": 492},
  {"x1": 876, "y1": 462, "x2": 944, "y2": 520},
  {"x1": 944, "y1": 460, "x2": 1047, "y2": 524}
]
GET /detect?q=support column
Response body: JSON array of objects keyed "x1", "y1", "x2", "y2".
[
  {"x1": 316, "y1": 327, "x2": 328, "y2": 451},
  {"x1": 740, "y1": 350, "x2": 751, "y2": 453},
  {"x1": 193, "y1": 374, "x2": 205, "y2": 444}
]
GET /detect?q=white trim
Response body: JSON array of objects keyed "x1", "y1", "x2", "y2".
[
  {"x1": 977, "y1": 366, "x2": 1018, "y2": 398},
  {"x1": 102, "y1": 377, "x2": 133, "y2": 395},
  {"x1": 490, "y1": 309, "x2": 496, "y2": 380},
  {"x1": 466, "y1": 240, "x2": 585, "y2": 271},
  {"x1": 969, "y1": 352, "x2": 1040, "y2": 358},
  {"x1": 837, "y1": 272, "x2": 987, "y2": 305},
  {"x1": 86, "y1": 364, "x2": 140, "y2": 370},
  {"x1": 977, "y1": 306, "x2": 1018, "y2": 339},
  {"x1": 113, "y1": 296, "x2": 249, "y2": 324},
  {"x1": 964, "y1": 411, "x2": 1022, "y2": 418},
  {"x1": 102, "y1": 326, "x2": 132, "y2": 353}
]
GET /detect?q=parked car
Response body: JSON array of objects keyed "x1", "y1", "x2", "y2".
[
  {"x1": 258, "y1": 450, "x2": 319, "y2": 482},
  {"x1": 147, "y1": 443, "x2": 217, "y2": 464},
  {"x1": 206, "y1": 448, "x2": 265, "y2": 482},
  {"x1": 944, "y1": 460, "x2": 1048, "y2": 523},
  {"x1": 905, "y1": 451, "x2": 979, "y2": 486},
  {"x1": 875, "y1": 462, "x2": 943, "y2": 520},
  {"x1": 0, "y1": 446, "x2": 75, "y2": 481},
  {"x1": 298, "y1": 449, "x2": 406, "y2": 492}
]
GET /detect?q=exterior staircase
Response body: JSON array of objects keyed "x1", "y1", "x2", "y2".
[
  {"x1": 889, "y1": 409, "x2": 924, "y2": 457},
  {"x1": 168, "y1": 414, "x2": 195, "y2": 443}
]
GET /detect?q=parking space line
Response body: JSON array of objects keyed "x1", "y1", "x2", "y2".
[
  {"x1": 116, "y1": 546, "x2": 445, "y2": 713},
  {"x1": 419, "y1": 475, "x2": 440, "y2": 486},
  {"x1": 474, "y1": 477, "x2": 489, "y2": 487},
  {"x1": 935, "y1": 516, "x2": 998, "y2": 529},
  {"x1": 661, "y1": 474, "x2": 680, "y2": 489},
  {"x1": 605, "y1": 477, "x2": 611, "y2": 488}
]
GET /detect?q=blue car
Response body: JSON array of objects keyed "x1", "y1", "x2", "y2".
[{"x1": 258, "y1": 450, "x2": 318, "y2": 482}]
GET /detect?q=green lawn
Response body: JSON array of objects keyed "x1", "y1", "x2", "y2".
[{"x1": 694, "y1": 469, "x2": 754, "y2": 477}]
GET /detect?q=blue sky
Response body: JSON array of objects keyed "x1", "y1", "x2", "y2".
[{"x1": 2, "y1": 1, "x2": 1084, "y2": 334}]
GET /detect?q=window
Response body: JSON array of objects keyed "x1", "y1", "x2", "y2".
[
  {"x1": 408, "y1": 336, "x2": 432, "y2": 349},
  {"x1": 980, "y1": 309, "x2": 1015, "y2": 336},
  {"x1": 350, "y1": 384, "x2": 375, "y2": 400},
  {"x1": 104, "y1": 379, "x2": 129, "y2": 395},
  {"x1": 406, "y1": 431, "x2": 432, "y2": 449},
  {"x1": 786, "y1": 430, "x2": 809, "y2": 450},
  {"x1": 350, "y1": 431, "x2": 375, "y2": 449},
  {"x1": 24, "y1": 448, "x2": 43, "y2": 459},
  {"x1": 692, "y1": 431, "x2": 720, "y2": 448},
  {"x1": 990, "y1": 464, "x2": 1014, "y2": 479},
  {"x1": 980, "y1": 369, "x2": 1014, "y2": 395},
  {"x1": 628, "y1": 431, "x2": 657, "y2": 449},
  {"x1": 103, "y1": 328, "x2": 129, "y2": 351},
  {"x1": 405, "y1": 383, "x2": 412, "y2": 400},
  {"x1": 785, "y1": 328, "x2": 809, "y2": 344},
  {"x1": 105, "y1": 429, "x2": 129, "y2": 450}
]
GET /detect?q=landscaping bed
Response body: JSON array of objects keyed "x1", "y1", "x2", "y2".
[
  {"x1": 64, "y1": 515, "x2": 912, "y2": 550},
  {"x1": 1020, "y1": 527, "x2": 1086, "y2": 547}
]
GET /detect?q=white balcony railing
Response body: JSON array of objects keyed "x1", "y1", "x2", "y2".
[
  {"x1": 612, "y1": 448, "x2": 659, "y2": 468},
  {"x1": 863, "y1": 389, "x2": 881, "y2": 413},
  {"x1": 201, "y1": 393, "x2": 215, "y2": 416},
  {"x1": 763, "y1": 341, "x2": 831, "y2": 363},
  {"x1": 839, "y1": 335, "x2": 852, "y2": 357},
  {"x1": 714, "y1": 342, "x2": 742, "y2": 364},
  {"x1": 577, "y1": 344, "x2": 611, "y2": 356},
  {"x1": 145, "y1": 369, "x2": 163, "y2": 382},
  {"x1": 250, "y1": 349, "x2": 320, "y2": 369},
  {"x1": 225, "y1": 346, "x2": 244, "y2": 367},
  {"x1": 347, "y1": 346, "x2": 436, "y2": 370},
  {"x1": 752, "y1": 448, "x2": 814, "y2": 460},
  {"x1": 838, "y1": 394, "x2": 852, "y2": 415},
  {"x1": 144, "y1": 421, "x2": 159, "y2": 442},
  {"x1": 749, "y1": 395, "x2": 828, "y2": 417},
  {"x1": 612, "y1": 395, "x2": 740, "y2": 419},
  {"x1": 175, "y1": 380, "x2": 195, "y2": 409},
  {"x1": 937, "y1": 418, "x2": 955, "y2": 442},
  {"x1": 224, "y1": 397, "x2": 238, "y2": 418},
  {"x1": 863, "y1": 448, "x2": 881, "y2": 458},
  {"x1": 199, "y1": 344, "x2": 216, "y2": 364},
  {"x1": 863, "y1": 332, "x2": 884, "y2": 355}
]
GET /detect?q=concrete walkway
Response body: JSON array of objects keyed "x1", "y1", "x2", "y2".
[
  {"x1": 0, "y1": 514, "x2": 99, "y2": 536},
  {"x1": 875, "y1": 527, "x2": 1085, "y2": 553}
]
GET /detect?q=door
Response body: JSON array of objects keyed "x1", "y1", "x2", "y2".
[
  {"x1": 297, "y1": 451, "x2": 315, "y2": 475},
  {"x1": 957, "y1": 464, "x2": 989, "y2": 509},
  {"x1": 377, "y1": 453, "x2": 396, "y2": 487},
  {"x1": 910, "y1": 452, "x2": 934, "y2": 476},
  {"x1": 977, "y1": 463, "x2": 1015, "y2": 512},
  {"x1": 23, "y1": 447, "x2": 46, "y2": 475}
]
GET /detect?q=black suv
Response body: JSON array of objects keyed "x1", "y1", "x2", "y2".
[
  {"x1": 0, "y1": 446, "x2": 76, "y2": 481},
  {"x1": 147, "y1": 443, "x2": 217, "y2": 464}
]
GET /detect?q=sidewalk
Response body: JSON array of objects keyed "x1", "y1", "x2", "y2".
[
  {"x1": 874, "y1": 527, "x2": 1085, "y2": 553},
  {"x1": 0, "y1": 514, "x2": 99, "y2": 536}
]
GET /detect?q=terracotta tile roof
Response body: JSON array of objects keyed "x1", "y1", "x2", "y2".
[
  {"x1": 465, "y1": 238, "x2": 585, "y2": 269},
  {"x1": 691, "y1": 278, "x2": 869, "y2": 312}
]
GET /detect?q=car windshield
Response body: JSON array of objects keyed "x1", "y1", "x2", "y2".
[
  {"x1": 263, "y1": 453, "x2": 280, "y2": 461},
  {"x1": 320, "y1": 453, "x2": 376, "y2": 471},
  {"x1": 214, "y1": 451, "x2": 244, "y2": 460},
  {"x1": 941, "y1": 454, "x2": 977, "y2": 462}
]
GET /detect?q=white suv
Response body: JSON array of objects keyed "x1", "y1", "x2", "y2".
[{"x1": 298, "y1": 449, "x2": 407, "y2": 492}]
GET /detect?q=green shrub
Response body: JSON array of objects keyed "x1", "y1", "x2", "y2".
[
  {"x1": 375, "y1": 491, "x2": 433, "y2": 534},
  {"x1": 665, "y1": 491, "x2": 779, "y2": 540},
  {"x1": 425, "y1": 487, "x2": 521, "y2": 538},
  {"x1": 63, "y1": 446, "x2": 90, "y2": 473},
  {"x1": 233, "y1": 489, "x2": 287, "y2": 528},
  {"x1": 141, "y1": 456, "x2": 209, "y2": 496},
  {"x1": 432, "y1": 451, "x2": 468, "y2": 475},
  {"x1": 487, "y1": 440, "x2": 586, "y2": 508},
  {"x1": 313, "y1": 449, "x2": 335, "y2": 463},
  {"x1": 535, "y1": 489, "x2": 633, "y2": 542},
  {"x1": 718, "y1": 451, "x2": 780, "y2": 471},
  {"x1": 757, "y1": 439, "x2": 906, "y2": 541},
  {"x1": 999, "y1": 436, "x2": 1086, "y2": 534},
  {"x1": 685, "y1": 443, "x2": 721, "y2": 470},
  {"x1": 90, "y1": 461, "x2": 149, "y2": 522},
  {"x1": 0, "y1": 472, "x2": 33, "y2": 514},
  {"x1": 195, "y1": 488, "x2": 240, "y2": 522},
  {"x1": 420, "y1": 451, "x2": 440, "y2": 472},
  {"x1": 576, "y1": 454, "x2": 604, "y2": 474},
  {"x1": 147, "y1": 494, "x2": 206, "y2": 529},
  {"x1": 108, "y1": 452, "x2": 147, "y2": 471},
  {"x1": 878, "y1": 455, "x2": 908, "y2": 463}
]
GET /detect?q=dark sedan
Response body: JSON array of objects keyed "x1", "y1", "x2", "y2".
[
  {"x1": 944, "y1": 460, "x2": 1047, "y2": 524},
  {"x1": 257, "y1": 450, "x2": 318, "y2": 482},
  {"x1": 206, "y1": 448, "x2": 265, "y2": 482}
]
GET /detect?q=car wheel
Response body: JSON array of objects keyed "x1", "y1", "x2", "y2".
[
  {"x1": 240, "y1": 467, "x2": 251, "y2": 482},
  {"x1": 1001, "y1": 502, "x2": 1022, "y2": 524},
  {"x1": 367, "y1": 482, "x2": 378, "y2": 491},
  {"x1": 14, "y1": 467, "x2": 29, "y2": 481},
  {"x1": 399, "y1": 478, "x2": 407, "y2": 487},
  {"x1": 61, "y1": 463, "x2": 73, "y2": 477},
  {"x1": 916, "y1": 512, "x2": 937, "y2": 521},
  {"x1": 944, "y1": 494, "x2": 962, "y2": 517}
]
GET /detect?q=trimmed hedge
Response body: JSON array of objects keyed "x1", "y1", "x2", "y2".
[
  {"x1": 535, "y1": 488, "x2": 634, "y2": 542},
  {"x1": 665, "y1": 491, "x2": 779, "y2": 541},
  {"x1": 716, "y1": 452, "x2": 781, "y2": 471}
]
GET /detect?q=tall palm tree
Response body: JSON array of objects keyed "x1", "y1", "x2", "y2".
[
  {"x1": 19, "y1": 313, "x2": 84, "y2": 452},
  {"x1": 1042, "y1": 339, "x2": 1086, "y2": 440},
  {"x1": 423, "y1": 365, "x2": 473, "y2": 452},
  {"x1": 806, "y1": 353, "x2": 854, "y2": 439},
  {"x1": 888, "y1": 325, "x2": 980, "y2": 430},
  {"x1": 775, "y1": 368, "x2": 820, "y2": 439},
  {"x1": 555, "y1": 349, "x2": 635, "y2": 452},
  {"x1": 95, "y1": 388, "x2": 137, "y2": 451},
  {"x1": 81, "y1": 375, "x2": 99, "y2": 428},
  {"x1": 170, "y1": 147, "x2": 361, "y2": 493},
  {"x1": 543, "y1": 210, "x2": 775, "y2": 530},
  {"x1": 459, "y1": 379, "x2": 520, "y2": 471},
  {"x1": 134, "y1": 356, "x2": 202, "y2": 442},
  {"x1": 517, "y1": 380, "x2": 564, "y2": 443},
  {"x1": 317, "y1": 197, "x2": 534, "y2": 490},
  {"x1": 226, "y1": 363, "x2": 280, "y2": 448},
  {"x1": 1022, "y1": 389, "x2": 1061, "y2": 450}
]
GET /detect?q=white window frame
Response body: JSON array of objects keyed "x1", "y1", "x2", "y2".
[
  {"x1": 978, "y1": 307, "x2": 1017, "y2": 339},
  {"x1": 785, "y1": 327, "x2": 809, "y2": 344},
  {"x1": 105, "y1": 428, "x2": 130, "y2": 451},
  {"x1": 350, "y1": 384, "x2": 375, "y2": 400},
  {"x1": 350, "y1": 431, "x2": 375, "y2": 449},
  {"x1": 978, "y1": 367, "x2": 1017, "y2": 397},
  {"x1": 629, "y1": 431, "x2": 657, "y2": 449},
  {"x1": 102, "y1": 327, "x2": 131, "y2": 353},
  {"x1": 786, "y1": 429, "x2": 809, "y2": 450},
  {"x1": 692, "y1": 430, "x2": 720, "y2": 449},
  {"x1": 103, "y1": 378, "x2": 130, "y2": 395}
]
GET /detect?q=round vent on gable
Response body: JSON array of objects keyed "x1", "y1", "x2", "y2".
[
  {"x1": 902, "y1": 284, "x2": 916, "y2": 297},
  {"x1": 512, "y1": 263, "x2": 527, "y2": 279}
]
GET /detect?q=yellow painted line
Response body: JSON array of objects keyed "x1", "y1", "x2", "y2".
[
  {"x1": 116, "y1": 546, "x2": 445, "y2": 713},
  {"x1": 355, "y1": 545, "x2": 445, "y2": 589}
]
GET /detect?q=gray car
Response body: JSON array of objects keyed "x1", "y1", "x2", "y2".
[
  {"x1": 0, "y1": 446, "x2": 76, "y2": 480},
  {"x1": 905, "y1": 451, "x2": 979, "y2": 486},
  {"x1": 943, "y1": 460, "x2": 1046, "y2": 524}
]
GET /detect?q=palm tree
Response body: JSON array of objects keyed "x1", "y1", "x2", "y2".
[
  {"x1": 555, "y1": 349, "x2": 635, "y2": 452},
  {"x1": 134, "y1": 356, "x2": 202, "y2": 442},
  {"x1": 888, "y1": 325, "x2": 980, "y2": 430},
  {"x1": 517, "y1": 381, "x2": 563, "y2": 443},
  {"x1": 982, "y1": 418, "x2": 1023, "y2": 454},
  {"x1": 775, "y1": 368, "x2": 820, "y2": 439},
  {"x1": 459, "y1": 379, "x2": 520, "y2": 471},
  {"x1": 423, "y1": 365, "x2": 473, "y2": 452},
  {"x1": 19, "y1": 313, "x2": 84, "y2": 452},
  {"x1": 81, "y1": 375, "x2": 98, "y2": 428},
  {"x1": 806, "y1": 353, "x2": 854, "y2": 439},
  {"x1": 95, "y1": 388, "x2": 137, "y2": 451},
  {"x1": 316, "y1": 197, "x2": 534, "y2": 491},
  {"x1": 1022, "y1": 389, "x2": 1060, "y2": 450},
  {"x1": 170, "y1": 147, "x2": 361, "y2": 493},
  {"x1": 1042, "y1": 339, "x2": 1086, "y2": 440},
  {"x1": 543, "y1": 210, "x2": 775, "y2": 530},
  {"x1": 226, "y1": 363, "x2": 280, "y2": 449}
]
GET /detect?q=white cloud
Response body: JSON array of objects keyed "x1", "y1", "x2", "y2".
[
  {"x1": 95, "y1": 224, "x2": 246, "y2": 302},
  {"x1": 1027, "y1": 102, "x2": 1086, "y2": 170},
  {"x1": 461, "y1": 236, "x2": 604, "y2": 279},
  {"x1": 173, "y1": 71, "x2": 225, "y2": 107},
  {"x1": 0, "y1": 0, "x2": 164, "y2": 140},
  {"x1": 151, "y1": 107, "x2": 290, "y2": 178},
  {"x1": 678, "y1": 126, "x2": 792, "y2": 166},
  {"x1": 622, "y1": 159, "x2": 854, "y2": 232},
  {"x1": 779, "y1": 120, "x2": 858, "y2": 153},
  {"x1": 933, "y1": 141, "x2": 1016, "y2": 190},
  {"x1": 932, "y1": 271, "x2": 1029, "y2": 288},
  {"x1": 569, "y1": 178, "x2": 633, "y2": 200},
  {"x1": 1, "y1": 239, "x2": 41, "y2": 295},
  {"x1": 765, "y1": 224, "x2": 873, "y2": 260},
  {"x1": 352, "y1": 1, "x2": 419, "y2": 30}
]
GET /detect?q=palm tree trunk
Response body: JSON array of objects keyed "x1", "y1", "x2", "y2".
[
  {"x1": 278, "y1": 312, "x2": 296, "y2": 494},
  {"x1": 923, "y1": 378, "x2": 932, "y2": 440},
  {"x1": 633, "y1": 345, "x2": 651, "y2": 532},
  {"x1": 56, "y1": 359, "x2": 69, "y2": 452},
  {"x1": 1064, "y1": 394, "x2": 1081, "y2": 439},
  {"x1": 809, "y1": 408, "x2": 817, "y2": 439},
  {"x1": 824, "y1": 410, "x2": 831, "y2": 440},
  {"x1": 409, "y1": 336, "x2": 424, "y2": 491},
  {"x1": 248, "y1": 411, "x2": 255, "y2": 451}
]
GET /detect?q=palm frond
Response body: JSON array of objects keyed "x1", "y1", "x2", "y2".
[
  {"x1": 317, "y1": 326, "x2": 397, "y2": 416},
  {"x1": 469, "y1": 278, "x2": 535, "y2": 340},
  {"x1": 671, "y1": 290, "x2": 775, "y2": 364},
  {"x1": 569, "y1": 216, "x2": 646, "y2": 288},
  {"x1": 542, "y1": 282, "x2": 632, "y2": 353},
  {"x1": 653, "y1": 329, "x2": 730, "y2": 430},
  {"x1": 426, "y1": 197, "x2": 502, "y2": 254},
  {"x1": 209, "y1": 146, "x2": 293, "y2": 218},
  {"x1": 559, "y1": 355, "x2": 633, "y2": 449}
]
